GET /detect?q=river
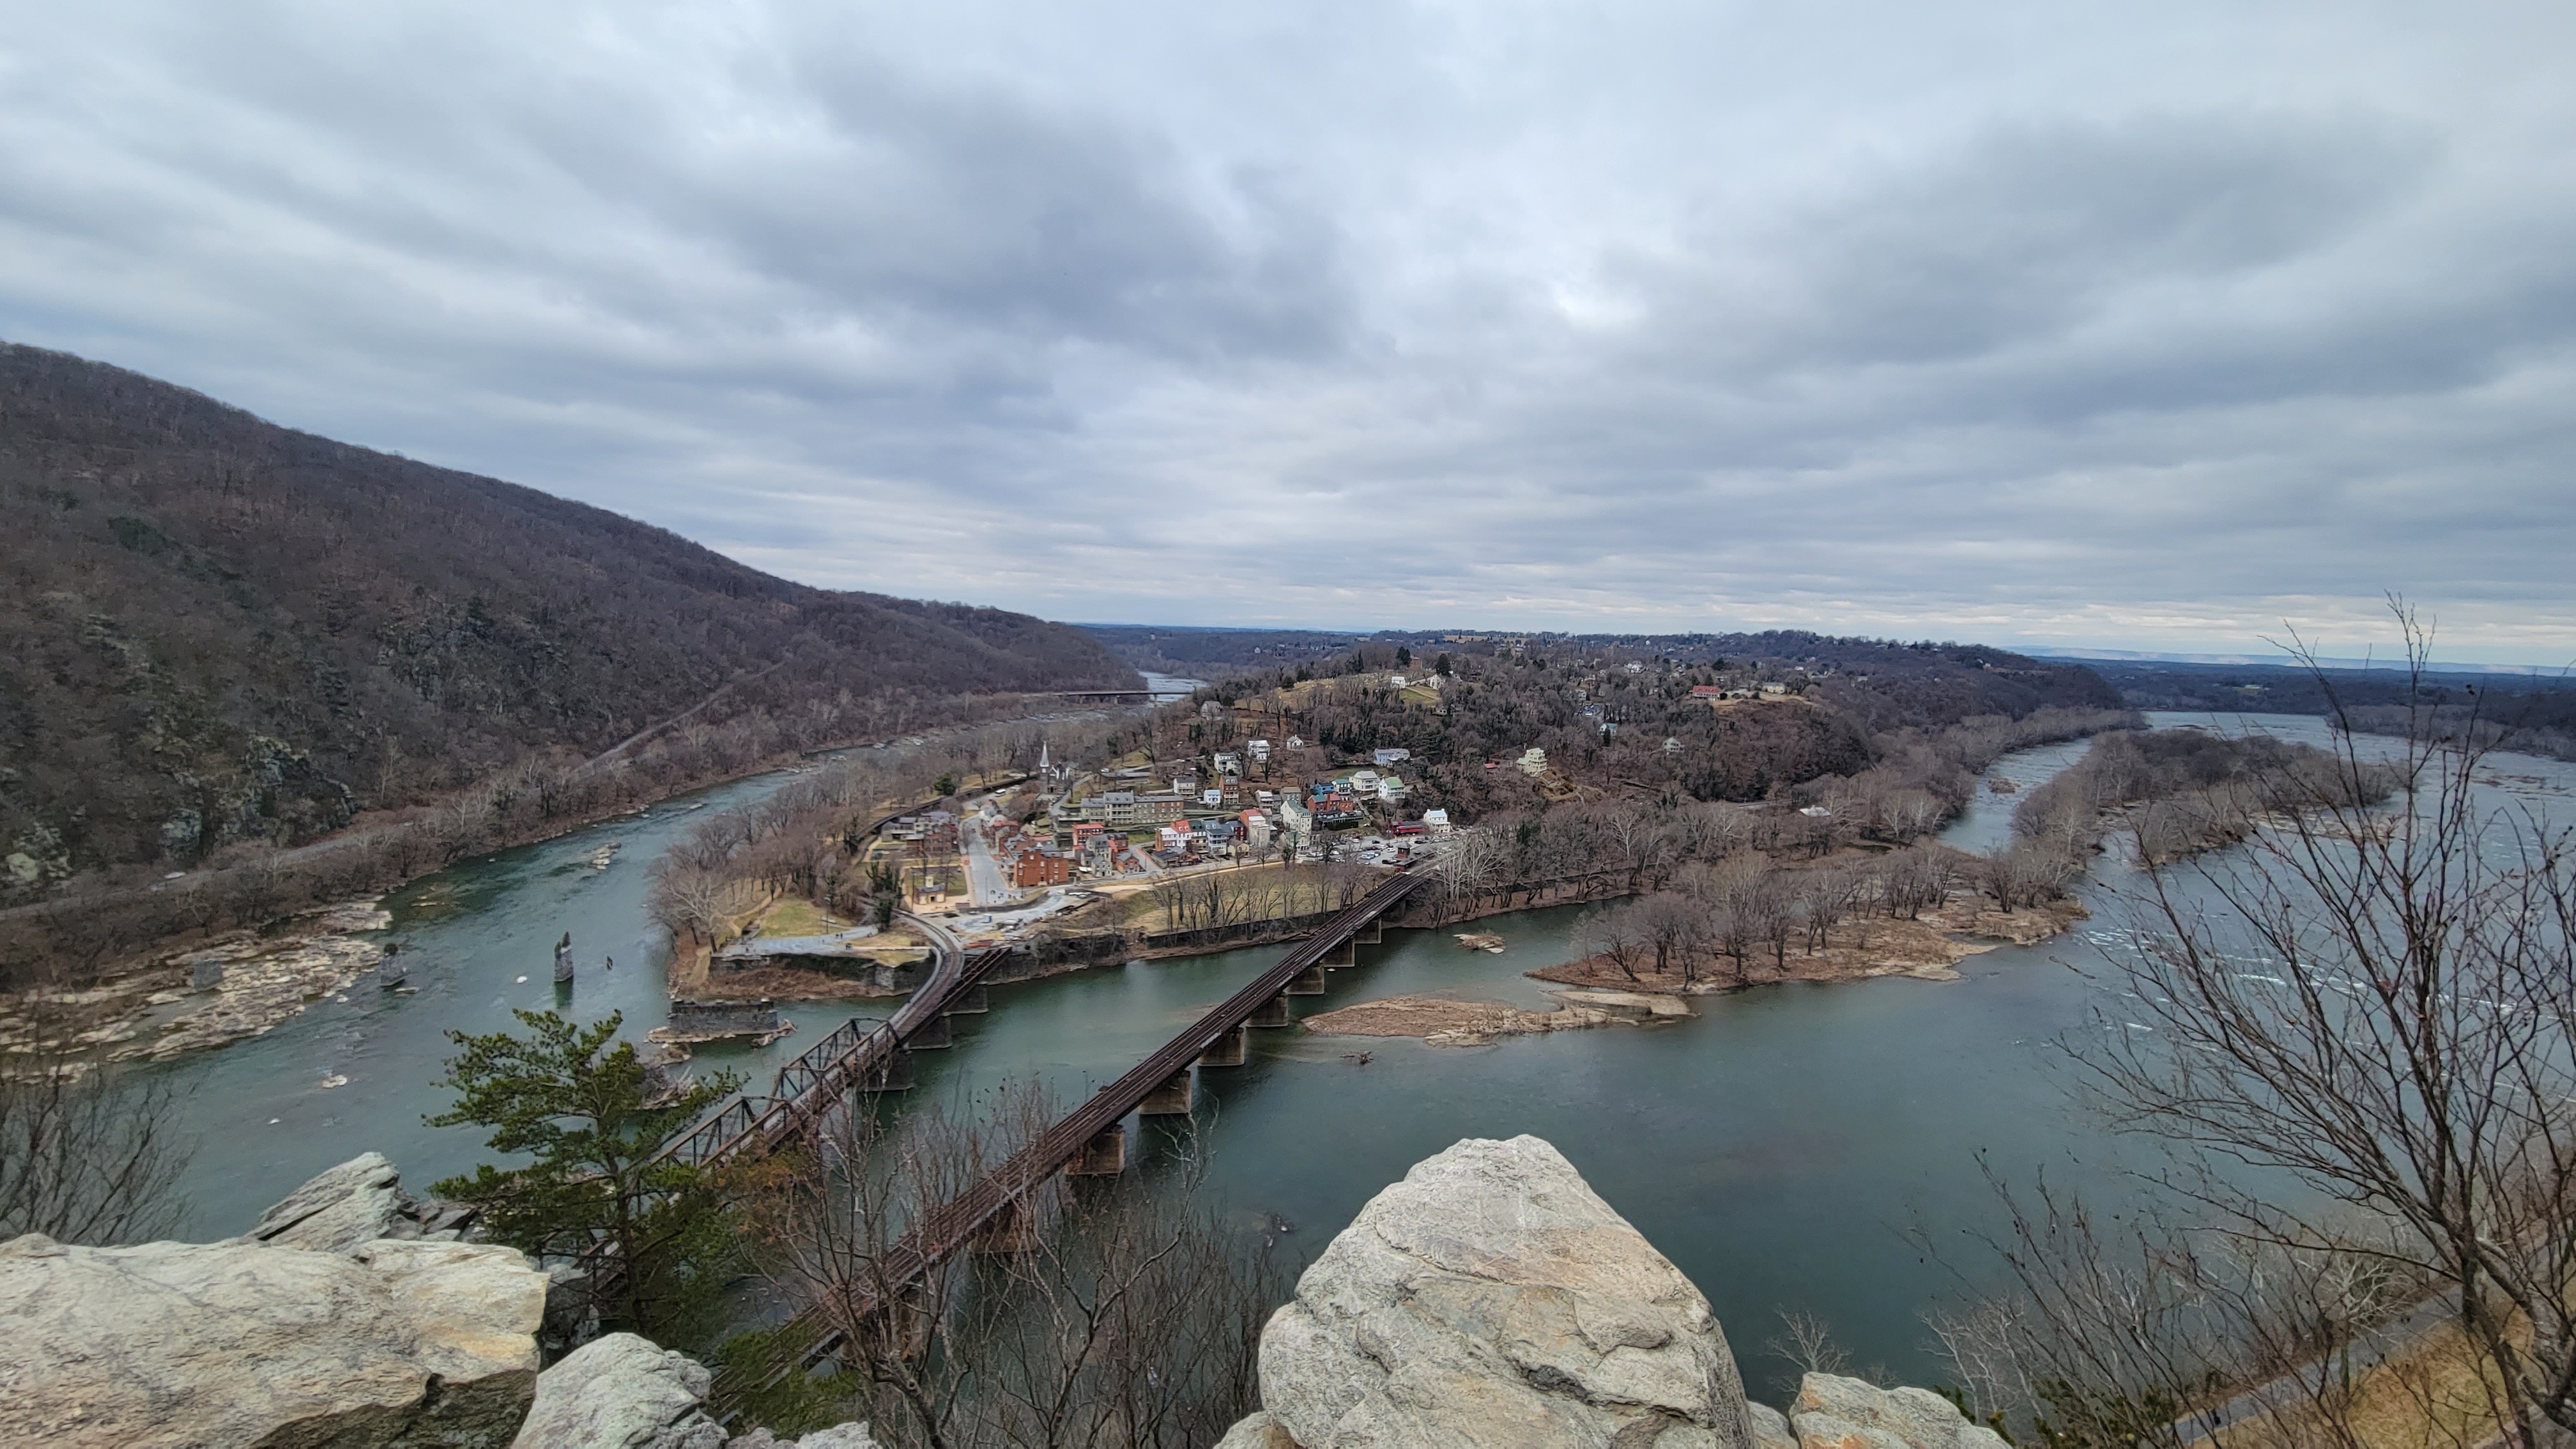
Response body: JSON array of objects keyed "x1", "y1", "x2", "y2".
[{"x1": 149, "y1": 713, "x2": 2576, "y2": 1400}]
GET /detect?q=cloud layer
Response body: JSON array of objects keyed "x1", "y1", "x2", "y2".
[{"x1": 6, "y1": 1, "x2": 2572, "y2": 658}]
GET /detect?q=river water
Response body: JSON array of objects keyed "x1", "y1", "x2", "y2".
[{"x1": 150, "y1": 714, "x2": 2576, "y2": 1399}]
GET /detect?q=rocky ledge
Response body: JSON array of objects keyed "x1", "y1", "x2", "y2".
[
  {"x1": 0, "y1": 1151, "x2": 883, "y2": 1449},
  {"x1": 1218, "y1": 1134, "x2": 2007, "y2": 1449},
  {"x1": 0, "y1": 1230, "x2": 546, "y2": 1447}
]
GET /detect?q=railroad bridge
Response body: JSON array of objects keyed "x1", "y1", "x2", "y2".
[{"x1": 673, "y1": 864, "x2": 1432, "y2": 1376}]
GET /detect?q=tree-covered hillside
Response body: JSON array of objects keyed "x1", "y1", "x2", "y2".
[{"x1": 0, "y1": 343, "x2": 1137, "y2": 882}]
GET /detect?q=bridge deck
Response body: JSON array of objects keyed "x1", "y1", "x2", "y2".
[{"x1": 791, "y1": 865, "x2": 1429, "y2": 1362}]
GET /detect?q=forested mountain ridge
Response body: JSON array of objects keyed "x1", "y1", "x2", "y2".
[{"x1": 0, "y1": 342, "x2": 1137, "y2": 884}]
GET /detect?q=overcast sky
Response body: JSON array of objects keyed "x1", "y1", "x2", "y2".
[{"x1": 6, "y1": 2, "x2": 2572, "y2": 661}]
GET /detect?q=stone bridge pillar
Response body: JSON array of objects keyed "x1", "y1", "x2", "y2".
[
  {"x1": 907, "y1": 1015, "x2": 952, "y2": 1050},
  {"x1": 971, "y1": 1197, "x2": 1039, "y2": 1255},
  {"x1": 1250, "y1": 992, "x2": 1292, "y2": 1027},
  {"x1": 1285, "y1": 965, "x2": 1327, "y2": 995},
  {"x1": 946, "y1": 984, "x2": 989, "y2": 1015},
  {"x1": 1140, "y1": 1069, "x2": 1195, "y2": 1116},
  {"x1": 1066, "y1": 1124, "x2": 1127, "y2": 1177},
  {"x1": 1199, "y1": 1023, "x2": 1248, "y2": 1067},
  {"x1": 1323, "y1": 940, "x2": 1357, "y2": 970},
  {"x1": 1355, "y1": 919, "x2": 1383, "y2": 944},
  {"x1": 860, "y1": 1054, "x2": 916, "y2": 1092}
]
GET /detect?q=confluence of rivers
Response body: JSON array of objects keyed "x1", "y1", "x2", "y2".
[{"x1": 148, "y1": 713, "x2": 2576, "y2": 1398}]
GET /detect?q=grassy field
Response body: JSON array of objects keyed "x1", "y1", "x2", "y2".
[{"x1": 753, "y1": 898, "x2": 835, "y2": 938}]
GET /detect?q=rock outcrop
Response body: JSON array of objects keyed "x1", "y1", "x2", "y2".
[
  {"x1": 0, "y1": 1230, "x2": 547, "y2": 1448},
  {"x1": 512, "y1": 1333, "x2": 730, "y2": 1449},
  {"x1": 513, "y1": 1332, "x2": 883, "y2": 1449},
  {"x1": 246, "y1": 1150, "x2": 475, "y2": 1254},
  {"x1": 1787, "y1": 1374, "x2": 2007, "y2": 1449},
  {"x1": 1243, "y1": 1133, "x2": 1755, "y2": 1448}
]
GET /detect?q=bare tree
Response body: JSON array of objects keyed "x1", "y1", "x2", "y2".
[
  {"x1": 1983, "y1": 610, "x2": 2576, "y2": 1444},
  {"x1": 0, "y1": 1054, "x2": 195, "y2": 1244},
  {"x1": 1573, "y1": 903, "x2": 1650, "y2": 984},
  {"x1": 733, "y1": 1083, "x2": 1281, "y2": 1448}
]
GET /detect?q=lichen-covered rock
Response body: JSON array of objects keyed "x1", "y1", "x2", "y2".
[
  {"x1": 1749, "y1": 1401, "x2": 1800, "y2": 1449},
  {"x1": 249, "y1": 1151, "x2": 410, "y2": 1252},
  {"x1": 247, "y1": 1151, "x2": 475, "y2": 1254},
  {"x1": 512, "y1": 1332, "x2": 726, "y2": 1448},
  {"x1": 1789, "y1": 1375, "x2": 2005, "y2": 1449},
  {"x1": 1254, "y1": 1134, "x2": 1753, "y2": 1449},
  {"x1": 0, "y1": 1231, "x2": 546, "y2": 1448}
]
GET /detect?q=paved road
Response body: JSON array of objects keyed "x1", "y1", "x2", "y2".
[{"x1": 961, "y1": 810, "x2": 1009, "y2": 907}]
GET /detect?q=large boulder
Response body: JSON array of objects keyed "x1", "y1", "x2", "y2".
[
  {"x1": 1788, "y1": 1374, "x2": 2007, "y2": 1449},
  {"x1": 511, "y1": 1332, "x2": 885, "y2": 1449},
  {"x1": 247, "y1": 1151, "x2": 475, "y2": 1254},
  {"x1": 1249, "y1": 1134, "x2": 1754, "y2": 1449},
  {"x1": 0, "y1": 1231, "x2": 546, "y2": 1448},
  {"x1": 511, "y1": 1332, "x2": 727, "y2": 1449}
]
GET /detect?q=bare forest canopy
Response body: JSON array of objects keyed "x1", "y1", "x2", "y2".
[
  {"x1": 0, "y1": 342, "x2": 1140, "y2": 890},
  {"x1": 1183, "y1": 633, "x2": 2126, "y2": 815},
  {"x1": 2011, "y1": 725, "x2": 2402, "y2": 863}
]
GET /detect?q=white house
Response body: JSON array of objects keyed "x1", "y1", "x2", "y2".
[
  {"x1": 1422, "y1": 808, "x2": 1453, "y2": 835},
  {"x1": 1517, "y1": 747, "x2": 1547, "y2": 777},
  {"x1": 1248, "y1": 739, "x2": 1272, "y2": 762},
  {"x1": 1377, "y1": 775, "x2": 1409, "y2": 804},
  {"x1": 1371, "y1": 747, "x2": 1410, "y2": 767}
]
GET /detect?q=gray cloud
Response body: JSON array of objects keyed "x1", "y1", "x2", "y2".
[{"x1": 3, "y1": 1, "x2": 2572, "y2": 659}]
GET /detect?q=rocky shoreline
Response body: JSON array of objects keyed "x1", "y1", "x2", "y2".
[
  {"x1": 1300, "y1": 990, "x2": 1632, "y2": 1045},
  {"x1": 0, "y1": 898, "x2": 392, "y2": 1073}
]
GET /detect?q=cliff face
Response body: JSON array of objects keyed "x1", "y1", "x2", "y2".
[{"x1": 1220, "y1": 1135, "x2": 2007, "y2": 1449}]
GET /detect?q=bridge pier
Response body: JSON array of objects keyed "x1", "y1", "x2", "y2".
[
  {"x1": 1199, "y1": 1023, "x2": 1248, "y2": 1067},
  {"x1": 1355, "y1": 919, "x2": 1383, "y2": 944},
  {"x1": 1322, "y1": 940, "x2": 1356, "y2": 970},
  {"x1": 946, "y1": 984, "x2": 988, "y2": 1015},
  {"x1": 972, "y1": 1197, "x2": 1039, "y2": 1255},
  {"x1": 908, "y1": 1015, "x2": 952, "y2": 1050},
  {"x1": 1285, "y1": 965, "x2": 1326, "y2": 995},
  {"x1": 1139, "y1": 1069, "x2": 1194, "y2": 1116},
  {"x1": 1250, "y1": 992, "x2": 1292, "y2": 1027},
  {"x1": 1065, "y1": 1124, "x2": 1126, "y2": 1177},
  {"x1": 859, "y1": 1053, "x2": 915, "y2": 1092}
]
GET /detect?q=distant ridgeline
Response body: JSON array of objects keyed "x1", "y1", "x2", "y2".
[
  {"x1": 2077, "y1": 657, "x2": 2576, "y2": 761},
  {"x1": 0, "y1": 342, "x2": 1138, "y2": 884},
  {"x1": 1092, "y1": 624, "x2": 2124, "y2": 723}
]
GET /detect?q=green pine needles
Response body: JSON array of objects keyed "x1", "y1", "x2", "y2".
[{"x1": 429, "y1": 1008, "x2": 746, "y2": 1349}]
